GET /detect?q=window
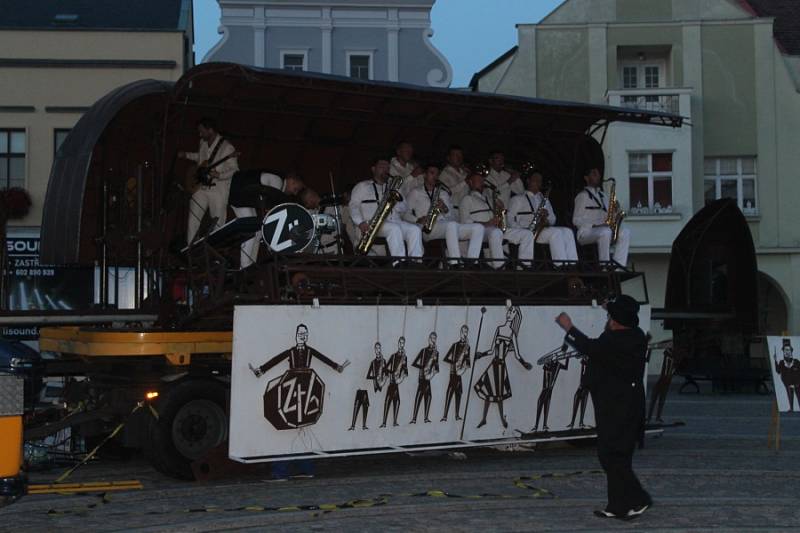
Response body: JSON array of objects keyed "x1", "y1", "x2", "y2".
[
  {"x1": 628, "y1": 152, "x2": 673, "y2": 214},
  {"x1": 623, "y1": 66, "x2": 638, "y2": 89},
  {"x1": 281, "y1": 51, "x2": 307, "y2": 72},
  {"x1": 348, "y1": 53, "x2": 372, "y2": 81},
  {"x1": 54, "y1": 128, "x2": 70, "y2": 157},
  {"x1": 619, "y1": 63, "x2": 664, "y2": 90},
  {"x1": 704, "y1": 157, "x2": 758, "y2": 215},
  {"x1": 644, "y1": 66, "x2": 660, "y2": 88},
  {"x1": 0, "y1": 129, "x2": 26, "y2": 189}
]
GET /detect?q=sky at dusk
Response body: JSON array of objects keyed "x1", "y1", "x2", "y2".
[{"x1": 192, "y1": 0, "x2": 562, "y2": 87}]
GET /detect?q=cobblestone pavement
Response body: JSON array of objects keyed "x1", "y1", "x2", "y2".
[{"x1": 3, "y1": 384, "x2": 799, "y2": 532}]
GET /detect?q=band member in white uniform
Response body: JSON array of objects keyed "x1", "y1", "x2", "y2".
[
  {"x1": 487, "y1": 150, "x2": 524, "y2": 206},
  {"x1": 459, "y1": 171, "x2": 534, "y2": 269},
  {"x1": 439, "y1": 145, "x2": 470, "y2": 207},
  {"x1": 573, "y1": 168, "x2": 631, "y2": 267},
  {"x1": 230, "y1": 171, "x2": 304, "y2": 268},
  {"x1": 348, "y1": 157, "x2": 424, "y2": 260},
  {"x1": 390, "y1": 141, "x2": 424, "y2": 198},
  {"x1": 179, "y1": 117, "x2": 239, "y2": 245},
  {"x1": 508, "y1": 171, "x2": 578, "y2": 266},
  {"x1": 404, "y1": 164, "x2": 484, "y2": 263}
]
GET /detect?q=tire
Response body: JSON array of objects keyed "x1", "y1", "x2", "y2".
[{"x1": 143, "y1": 379, "x2": 229, "y2": 480}]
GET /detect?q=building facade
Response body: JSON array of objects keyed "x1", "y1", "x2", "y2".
[
  {"x1": 0, "y1": 0, "x2": 194, "y2": 320},
  {"x1": 203, "y1": 0, "x2": 452, "y2": 87},
  {"x1": 471, "y1": 0, "x2": 800, "y2": 343}
]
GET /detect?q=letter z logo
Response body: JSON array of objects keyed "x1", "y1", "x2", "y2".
[{"x1": 264, "y1": 208, "x2": 296, "y2": 252}]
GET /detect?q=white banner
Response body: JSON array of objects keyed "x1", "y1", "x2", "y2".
[
  {"x1": 230, "y1": 303, "x2": 651, "y2": 462},
  {"x1": 767, "y1": 336, "x2": 800, "y2": 413}
]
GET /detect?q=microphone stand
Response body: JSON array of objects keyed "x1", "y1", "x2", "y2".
[{"x1": 329, "y1": 171, "x2": 344, "y2": 256}]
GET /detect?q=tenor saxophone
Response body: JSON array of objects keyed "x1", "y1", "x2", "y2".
[
  {"x1": 485, "y1": 182, "x2": 508, "y2": 232},
  {"x1": 528, "y1": 184, "x2": 551, "y2": 240},
  {"x1": 422, "y1": 182, "x2": 443, "y2": 234},
  {"x1": 604, "y1": 178, "x2": 626, "y2": 244},
  {"x1": 356, "y1": 175, "x2": 403, "y2": 255}
]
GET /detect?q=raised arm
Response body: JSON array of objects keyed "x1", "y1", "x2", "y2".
[{"x1": 563, "y1": 326, "x2": 608, "y2": 359}]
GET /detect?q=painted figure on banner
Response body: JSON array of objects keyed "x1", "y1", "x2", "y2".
[
  {"x1": 532, "y1": 347, "x2": 569, "y2": 433},
  {"x1": 381, "y1": 336, "x2": 409, "y2": 428},
  {"x1": 411, "y1": 332, "x2": 440, "y2": 424},
  {"x1": 251, "y1": 324, "x2": 347, "y2": 430},
  {"x1": 349, "y1": 342, "x2": 387, "y2": 431},
  {"x1": 568, "y1": 355, "x2": 591, "y2": 429},
  {"x1": 441, "y1": 325, "x2": 471, "y2": 422},
  {"x1": 474, "y1": 306, "x2": 533, "y2": 428},
  {"x1": 775, "y1": 338, "x2": 800, "y2": 412}
]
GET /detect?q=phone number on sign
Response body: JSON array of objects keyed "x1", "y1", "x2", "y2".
[{"x1": 14, "y1": 268, "x2": 55, "y2": 276}]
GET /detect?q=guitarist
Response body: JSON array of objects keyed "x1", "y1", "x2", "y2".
[{"x1": 178, "y1": 117, "x2": 239, "y2": 245}]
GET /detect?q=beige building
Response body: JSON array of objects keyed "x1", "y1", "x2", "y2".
[
  {"x1": 471, "y1": 0, "x2": 800, "y2": 339},
  {"x1": 0, "y1": 0, "x2": 194, "y2": 231}
]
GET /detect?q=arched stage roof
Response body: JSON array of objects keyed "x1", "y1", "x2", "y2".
[
  {"x1": 41, "y1": 62, "x2": 682, "y2": 266},
  {"x1": 664, "y1": 199, "x2": 759, "y2": 334}
]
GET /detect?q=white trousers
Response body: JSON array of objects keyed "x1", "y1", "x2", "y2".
[
  {"x1": 377, "y1": 220, "x2": 423, "y2": 258},
  {"x1": 536, "y1": 226, "x2": 578, "y2": 265},
  {"x1": 577, "y1": 226, "x2": 631, "y2": 266},
  {"x1": 187, "y1": 180, "x2": 231, "y2": 245},
  {"x1": 231, "y1": 205, "x2": 259, "y2": 268},
  {"x1": 425, "y1": 221, "x2": 485, "y2": 260},
  {"x1": 484, "y1": 227, "x2": 534, "y2": 269}
]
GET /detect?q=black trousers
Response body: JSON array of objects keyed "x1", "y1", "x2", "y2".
[{"x1": 595, "y1": 393, "x2": 650, "y2": 515}]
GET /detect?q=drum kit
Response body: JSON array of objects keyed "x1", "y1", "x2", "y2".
[{"x1": 260, "y1": 201, "x2": 342, "y2": 255}]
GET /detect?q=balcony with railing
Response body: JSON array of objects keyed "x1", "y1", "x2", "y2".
[{"x1": 607, "y1": 87, "x2": 693, "y2": 118}]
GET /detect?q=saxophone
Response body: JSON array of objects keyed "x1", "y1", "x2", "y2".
[
  {"x1": 486, "y1": 182, "x2": 508, "y2": 232},
  {"x1": 528, "y1": 183, "x2": 551, "y2": 240},
  {"x1": 356, "y1": 175, "x2": 403, "y2": 255},
  {"x1": 604, "y1": 178, "x2": 626, "y2": 244},
  {"x1": 475, "y1": 164, "x2": 507, "y2": 232},
  {"x1": 422, "y1": 182, "x2": 442, "y2": 234}
]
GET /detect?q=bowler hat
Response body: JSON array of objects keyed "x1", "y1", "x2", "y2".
[{"x1": 607, "y1": 294, "x2": 640, "y2": 328}]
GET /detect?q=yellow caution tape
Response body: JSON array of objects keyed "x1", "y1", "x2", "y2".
[
  {"x1": 28, "y1": 480, "x2": 143, "y2": 495},
  {"x1": 43, "y1": 470, "x2": 602, "y2": 516}
]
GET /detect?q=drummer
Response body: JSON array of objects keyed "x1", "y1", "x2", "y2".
[{"x1": 229, "y1": 170, "x2": 304, "y2": 268}]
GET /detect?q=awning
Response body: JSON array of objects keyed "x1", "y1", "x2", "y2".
[{"x1": 41, "y1": 62, "x2": 683, "y2": 266}]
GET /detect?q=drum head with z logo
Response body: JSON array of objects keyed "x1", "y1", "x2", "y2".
[{"x1": 261, "y1": 203, "x2": 315, "y2": 253}]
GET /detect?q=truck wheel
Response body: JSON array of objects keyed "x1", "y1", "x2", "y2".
[{"x1": 143, "y1": 379, "x2": 228, "y2": 480}]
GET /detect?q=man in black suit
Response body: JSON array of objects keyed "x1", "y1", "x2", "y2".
[{"x1": 556, "y1": 295, "x2": 651, "y2": 521}]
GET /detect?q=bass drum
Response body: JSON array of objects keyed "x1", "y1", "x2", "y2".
[{"x1": 261, "y1": 203, "x2": 315, "y2": 254}]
